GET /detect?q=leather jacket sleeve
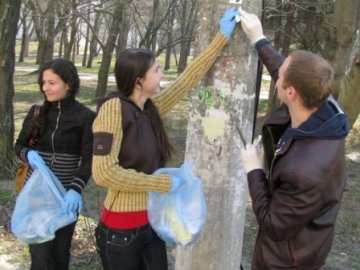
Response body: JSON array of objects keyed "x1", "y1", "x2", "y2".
[{"x1": 255, "y1": 39, "x2": 285, "y2": 82}]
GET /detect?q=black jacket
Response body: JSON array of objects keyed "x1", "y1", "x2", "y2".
[
  {"x1": 248, "y1": 39, "x2": 350, "y2": 270},
  {"x1": 15, "y1": 96, "x2": 96, "y2": 193}
]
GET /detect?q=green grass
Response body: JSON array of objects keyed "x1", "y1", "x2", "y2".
[{"x1": 0, "y1": 190, "x2": 14, "y2": 202}]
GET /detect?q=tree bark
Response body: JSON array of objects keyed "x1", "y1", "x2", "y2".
[
  {"x1": 177, "y1": 0, "x2": 197, "y2": 73},
  {"x1": 95, "y1": 1, "x2": 127, "y2": 98},
  {"x1": 86, "y1": 9, "x2": 101, "y2": 68},
  {"x1": 29, "y1": 0, "x2": 56, "y2": 65},
  {"x1": 18, "y1": 5, "x2": 30, "y2": 63},
  {"x1": 322, "y1": 0, "x2": 359, "y2": 98},
  {"x1": 338, "y1": 24, "x2": 360, "y2": 127},
  {"x1": 0, "y1": 0, "x2": 21, "y2": 179},
  {"x1": 175, "y1": 0, "x2": 262, "y2": 269},
  {"x1": 116, "y1": 6, "x2": 132, "y2": 59},
  {"x1": 64, "y1": 1, "x2": 78, "y2": 60}
]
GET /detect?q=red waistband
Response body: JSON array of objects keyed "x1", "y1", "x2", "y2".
[{"x1": 100, "y1": 207, "x2": 149, "y2": 229}]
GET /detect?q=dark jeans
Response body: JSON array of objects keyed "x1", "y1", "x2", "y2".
[
  {"x1": 29, "y1": 221, "x2": 77, "y2": 270},
  {"x1": 95, "y1": 222, "x2": 168, "y2": 270}
]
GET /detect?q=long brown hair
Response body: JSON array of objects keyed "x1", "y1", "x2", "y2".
[{"x1": 114, "y1": 48, "x2": 173, "y2": 163}]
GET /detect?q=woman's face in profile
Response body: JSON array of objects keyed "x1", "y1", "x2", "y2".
[{"x1": 41, "y1": 69, "x2": 70, "y2": 102}]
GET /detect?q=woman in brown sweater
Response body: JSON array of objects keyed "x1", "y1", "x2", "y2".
[{"x1": 92, "y1": 7, "x2": 239, "y2": 270}]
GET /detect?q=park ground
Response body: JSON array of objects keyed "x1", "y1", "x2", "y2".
[{"x1": 0, "y1": 64, "x2": 359, "y2": 269}]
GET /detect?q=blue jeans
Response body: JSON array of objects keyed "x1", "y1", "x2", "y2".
[
  {"x1": 95, "y1": 222, "x2": 168, "y2": 270},
  {"x1": 29, "y1": 221, "x2": 77, "y2": 270}
]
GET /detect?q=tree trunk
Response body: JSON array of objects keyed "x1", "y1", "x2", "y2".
[
  {"x1": 175, "y1": 0, "x2": 262, "y2": 269},
  {"x1": 18, "y1": 6, "x2": 30, "y2": 63},
  {"x1": 164, "y1": 6, "x2": 176, "y2": 70},
  {"x1": 177, "y1": 0, "x2": 198, "y2": 73},
  {"x1": 87, "y1": 9, "x2": 101, "y2": 68},
  {"x1": 30, "y1": 0, "x2": 56, "y2": 64},
  {"x1": 323, "y1": 0, "x2": 359, "y2": 98},
  {"x1": 64, "y1": 1, "x2": 77, "y2": 60},
  {"x1": 116, "y1": 6, "x2": 132, "y2": 59},
  {"x1": 266, "y1": 0, "x2": 282, "y2": 115},
  {"x1": 82, "y1": 22, "x2": 90, "y2": 66},
  {"x1": 0, "y1": 0, "x2": 21, "y2": 179},
  {"x1": 338, "y1": 23, "x2": 360, "y2": 127},
  {"x1": 95, "y1": 2, "x2": 126, "y2": 97}
]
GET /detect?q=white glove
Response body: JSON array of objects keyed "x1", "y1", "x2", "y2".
[
  {"x1": 239, "y1": 12, "x2": 266, "y2": 44},
  {"x1": 240, "y1": 144, "x2": 264, "y2": 173}
]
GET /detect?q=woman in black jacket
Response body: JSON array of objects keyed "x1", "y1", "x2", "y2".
[{"x1": 15, "y1": 59, "x2": 96, "y2": 270}]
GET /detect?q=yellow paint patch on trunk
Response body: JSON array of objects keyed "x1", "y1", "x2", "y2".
[{"x1": 200, "y1": 109, "x2": 229, "y2": 141}]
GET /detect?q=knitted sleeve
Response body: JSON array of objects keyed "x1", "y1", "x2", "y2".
[
  {"x1": 153, "y1": 32, "x2": 229, "y2": 116},
  {"x1": 92, "y1": 98, "x2": 172, "y2": 193}
]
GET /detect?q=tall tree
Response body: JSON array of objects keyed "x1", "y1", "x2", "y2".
[
  {"x1": 95, "y1": 0, "x2": 128, "y2": 97},
  {"x1": 164, "y1": 2, "x2": 176, "y2": 70},
  {"x1": 337, "y1": 34, "x2": 360, "y2": 126},
  {"x1": 177, "y1": 0, "x2": 197, "y2": 73},
  {"x1": 175, "y1": 0, "x2": 262, "y2": 269},
  {"x1": 28, "y1": 0, "x2": 57, "y2": 64},
  {"x1": 18, "y1": 2, "x2": 31, "y2": 63},
  {"x1": 263, "y1": 0, "x2": 360, "y2": 125},
  {"x1": 323, "y1": 0, "x2": 360, "y2": 127},
  {"x1": 63, "y1": 0, "x2": 78, "y2": 60},
  {"x1": 86, "y1": 5, "x2": 102, "y2": 68},
  {"x1": 116, "y1": 5, "x2": 132, "y2": 58},
  {"x1": 0, "y1": 0, "x2": 21, "y2": 179}
]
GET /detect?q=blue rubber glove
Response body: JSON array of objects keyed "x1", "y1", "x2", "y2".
[
  {"x1": 63, "y1": 190, "x2": 82, "y2": 214},
  {"x1": 219, "y1": 7, "x2": 240, "y2": 39},
  {"x1": 169, "y1": 175, "x2": 184, "y2": 193},
  {"x1": 27, "y1": 150, "x2": 45, "y2": 168}
]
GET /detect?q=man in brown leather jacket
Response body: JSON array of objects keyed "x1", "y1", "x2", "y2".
[{"x1": 238, "y1": 11, "x2": 350, "y2": 270}]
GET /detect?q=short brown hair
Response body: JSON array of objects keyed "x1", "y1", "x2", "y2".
[{"x1": 283, "y1": 50, "x2": 334, "y2": 109}]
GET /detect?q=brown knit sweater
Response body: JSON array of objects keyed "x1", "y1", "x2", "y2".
[{"x1": 92, "y1": 32, "x2": 228, "y2": 213}]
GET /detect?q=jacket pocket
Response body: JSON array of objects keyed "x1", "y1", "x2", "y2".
[{"x1": 107, "y1": 228, "x2": 137, "y2": 247}]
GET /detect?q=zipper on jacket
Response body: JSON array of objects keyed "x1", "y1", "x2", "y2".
[
  {"x1": 51, "y1": 101, "x2": 61, "y2": 168},
  {"x1": 268, "y1": 138, "x2": 286, "y2": 183}
]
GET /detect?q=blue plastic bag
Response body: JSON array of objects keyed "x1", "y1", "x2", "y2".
[
  {"x1": 11, "y1": 162, "x2": 77, "y2": 244},
  {"x1": 148, "y1": 163, "x2": 207, "y2": 246}
]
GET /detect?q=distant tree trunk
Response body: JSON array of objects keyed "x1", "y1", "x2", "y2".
[
  {"x1": 82, "y1": 5, "x2": 91, "y2": 67},
  {"x1": 177, "y1": 0, "x2": 189, "y2": 73},
  {"x1": 82, "y1": 25, "x2": 90, "y2": 66},
  {"x1": 59, "y1": 30, "x2": 65, "y2": 58},
  {"x1": 29, "y1": 0, "x2": 56, "y2": 64},
  {"x1": 18, "y1": 5, "x2": 30, "y2": 63},
  {"x1": 139, "y1": 0, "x2": 160, "y2": 50},
  {"x1": 64, "y1": 1, "x2": 77, "y2": 60},
  {"x1": 177, "y1": 0, "x2": 197, "y2": 73},
  {"x1": 0, "y1": 0, "x2": 21, "y2": 179},
  {"x1": 150, "y1": 0, "x2": 159, "y2": 52},
  {"x1": 175, "y1": 0, "x2": 262, "y2": 269},
  {"x1": 164, "y1": 4, "x2": 176, "y2": 70},
  {"x1": 87, "y1": 9, "x2": 101, "y2": 68},
  {"x1": 116, "y1": 6, "x2": 132, "y2": 59},
  {"x1": 95, "y1": 1, "x2": 127, "y2": 97},
  {"x1": 266, "y1": 0, "x2": 292, "y2": 114}
]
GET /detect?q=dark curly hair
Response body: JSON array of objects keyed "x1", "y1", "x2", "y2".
[
  {"x1": 29, "y1": 59, "x2": 80, "y2": 140},
  {"x1": 38, "y1": 58, "x2": 80, "y2": 98}
]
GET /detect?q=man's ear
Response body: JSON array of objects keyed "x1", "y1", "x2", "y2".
[{"x1": 287, "y1": 86, "x2": 298, "y2": 102}]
